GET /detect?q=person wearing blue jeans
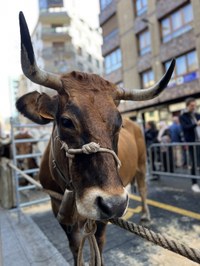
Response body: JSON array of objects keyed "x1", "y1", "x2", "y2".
[{"x1": 179, "y1": 97, "x2": 200, "y2": 193}]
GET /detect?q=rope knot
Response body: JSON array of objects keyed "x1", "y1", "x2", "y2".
[
  {"x1": 78, "y1": 220, "x2": 101, "y2": 266},
  {"x1": 56, "y1": 136, "x2": 121, "y2": 169},
  {"x1": 82, "y1": 142, "x2": 100, "y2": 154},
  {"x1": 60, "y1": 142, "x2": 75, "y2": 158},
  {"x1": 83, "y1": 219, "x2": 97, "y2": 235}
]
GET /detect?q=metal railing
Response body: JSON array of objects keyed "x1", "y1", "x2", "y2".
[
  {"x1": 148, "y1": 142, "x2": 200, "y2": 179},
  {"x1": 10, "y1": 117, "x2": 52, "y2": 210}
]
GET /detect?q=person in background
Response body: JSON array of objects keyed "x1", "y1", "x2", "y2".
[
  {"x1": 145, "y1": 121, "x2": 159, "y2": 180},
  {"x1": 169, "y1": 116, "x2": 183, "y2": 143},
  {"x1": 145, "y1": 121, "x2": 158, "y2": 150},
  {"x1": 157, "y1": 121, "x2": 173, "y2": 173},
  {"x1": 179, "y1": 97, "x2": 200, "y2": 193},
  {"x1": 169, "y1": 116, "x2": 184, "y2": 167}
]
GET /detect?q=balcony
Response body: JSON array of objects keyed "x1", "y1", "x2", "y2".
[
  {"x1": 42, "y1": 45, "x2": 75, "y2": 60},
  {"x1": 102, "y1": 29, "x2": 120, "y2": 56},
  {"x1": 137, "y1": 52, "x2": 152, "y2": 73},
  {"x1": 156, "y1": 0, "x2": 188, "y2": 20},
  {"x1": 99, "y1": 1, "x2": 117, "y2": 26},
  {"x1": 160, "y1": 30, "x2": 195, "y2": 63},
  {"x1": 41, "y1": 26, "x2": 71, "y2": 41},
  {"x1": 39, "y1": 10, "x2": 71, "y2": 24},
  {"x1": 104, "y1": 67, "x2": 122, "y2": 84}
]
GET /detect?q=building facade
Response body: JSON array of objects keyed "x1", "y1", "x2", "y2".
[
  {"x1": 20, "y1": 0, "x2": 103, "y2": 95},
  {"x1": 99, "y1": 0, "x2": 200, "y2": 124}
]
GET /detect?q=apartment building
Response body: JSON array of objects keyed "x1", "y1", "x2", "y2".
[
  {"x1": 20, "y1": 0, "x2": 103, "y2": 95},
  {"x1": 99, "y1": 0, "x2": 200, "y2": 124}
]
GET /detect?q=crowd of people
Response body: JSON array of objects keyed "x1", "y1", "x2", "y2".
[{"x1": 144, "y1": 97, "x2": 200, "y2": 193}]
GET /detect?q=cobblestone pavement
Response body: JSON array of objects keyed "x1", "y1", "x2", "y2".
[{"x1": 25, "y1": 176, "x2": 200, "y2": 266}]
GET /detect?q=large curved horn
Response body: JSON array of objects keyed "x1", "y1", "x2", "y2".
[
  {"x1": 19, "y1": 11, "x2": 62, "y2": 90},
  {"x1": 115, "y1": 58, "x2": 175, "y2": 101}
]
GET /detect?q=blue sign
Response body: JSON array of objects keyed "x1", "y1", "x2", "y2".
[
  {"x1": 167, "y1": 71, "x2": 199, "y2": 88},
  {"x1": 184, "y1": 71, "x2": 198, "y2": 83}
]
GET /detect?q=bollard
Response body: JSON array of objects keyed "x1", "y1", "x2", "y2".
[{"x1": 0, "y1": 158, "x2": 15, "y2": 208}]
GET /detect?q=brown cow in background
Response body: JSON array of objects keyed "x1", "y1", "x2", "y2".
[
  {"x1": 0, "y1": 132, "x2": 38, "y2": 185},
  {"x1": 16, "y1": 12, "x2": 175, "y2": 265},
  {"x1": 15, "y1": 132, "x2": 38, "y2": 173}
]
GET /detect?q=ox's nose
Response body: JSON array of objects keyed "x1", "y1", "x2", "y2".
[{"x1": 96, "y1": 194, "x2": 129, "y2": 219}]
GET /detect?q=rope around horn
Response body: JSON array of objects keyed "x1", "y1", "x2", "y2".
[
  {"x1": 8, "y1": 163, "x2": 200, "y2": 264},
  {"x1": 110, "y1": 218, "x2": 200, "y2": 264}
]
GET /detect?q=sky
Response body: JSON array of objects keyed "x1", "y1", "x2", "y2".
[{"x1": 0, "y1": 0, "x2": 100, "y2": 120}]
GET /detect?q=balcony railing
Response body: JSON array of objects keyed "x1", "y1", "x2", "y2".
[
  {"x1": 102, "y1": 29, "x2": 119, "y2": 55},
  {"x1": 42, "y1": 45, "x2": 75, "y2": 59},
  {"x1": 39, "y1": 10, "x2": 71, "y2": 24},
  {"x1": 99, "y1": 0, "x2": 116, "y2": 25},
  {"x1": 162, "y1": 24, "x2": 193, "y2": 43},
  {"x1": 42, "y1": 26, "x2": 69, "y2": 35}
]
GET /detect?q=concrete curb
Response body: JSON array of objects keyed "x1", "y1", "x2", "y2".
[{"x1": 0, "y1": 208, "x2": 69, "y2": 266}]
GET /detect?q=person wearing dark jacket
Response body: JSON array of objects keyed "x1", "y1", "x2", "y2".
[
  {"x1": 145, "y1": 121, "x2": 159, "y2": 180},
  {"x1": 179, "y1": 97, "x2": 200, "y2": 193},
  {"x1": 145, "y1": 121, "x2": 158, "y2": 149}
]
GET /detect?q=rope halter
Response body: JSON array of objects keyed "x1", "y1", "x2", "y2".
[{"x1": 58, "y1": 138, "x2": 121, "y2": 169}]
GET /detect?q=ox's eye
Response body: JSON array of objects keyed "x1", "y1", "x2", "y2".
[{"x1": 61, "y1": 117, "x2": 75, "y2": 129}]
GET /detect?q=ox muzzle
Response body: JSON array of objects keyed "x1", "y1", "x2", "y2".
[
  {"x1": 76, "y1": 187, "x2": 129, "y2": 220},
  {"x1": 55, "y1": 138, "x2": 129, "y2": 221}
]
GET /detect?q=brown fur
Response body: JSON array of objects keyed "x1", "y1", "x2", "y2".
[{"x1": 119, "y1": 119, "x2": 150, "y2": 220}]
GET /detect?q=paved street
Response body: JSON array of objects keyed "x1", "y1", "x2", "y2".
[{"x1": 24, "y1": 175, "x2": 200, "y2": 266}]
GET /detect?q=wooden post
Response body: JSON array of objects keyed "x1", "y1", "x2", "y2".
[{"x1": 0, "y1": 158, "x2": 15, "y2": 208}]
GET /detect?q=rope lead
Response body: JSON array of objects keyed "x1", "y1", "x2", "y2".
[
  {"x1": 8, "y1": 162, "x2": 200, "y2": 265},
  {"x1": 110, "y1": 218, "x2": 200, "y2": 264}
]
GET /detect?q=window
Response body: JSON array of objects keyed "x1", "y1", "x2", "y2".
[
  {"x1": 135, "y1": 0, "x2": 147, "y2": 16},
  {"x1": 138, "y1": 29, "x2": 151, "y2": 56},
  {"x1": 103, "y1": 29, "x2": 118, "y2": 43},
  {"x1": 77, "y1": 47, "x2": 82, "y2": 56},
  {"x1": 141, "y1": 69, "x2": 154, "y2": 89},
  {"x1": 96, "y1": 59, "x2": 100, "y2": 68},
  {"x1": 100, "y1": 0, "x2": 112, "y2": 11},
  {"x1": 52, "y1": 42, "x2": 65, "y2": 52},
  {"x1": 51, "y1": 24, "x2": 63, "y2": 31},
  {"x1": 88, "y1": 54, "x2": 92, "y2": 63},
  {"x1": 77, "y1": 62, "x2": 84, "y2": 72},
  {"x1": 54, "y1": 60, "x2": 67, "y2": 73},
  {"x1": 161, "y1": 4, "x2": 193, "y2": 43},
  {"x1": 165, "y1": 50, "x2": 198, "y2": 78},
  {"x1": 105, "y1": 48, "x2": 122, "y2": 74}
]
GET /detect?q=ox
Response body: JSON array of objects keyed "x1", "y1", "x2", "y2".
[
  {"x1": 1, "y1": 132, "x2": 39, "y2": 185},
  {"x1": 0, "y1": 132, "x2": 38, "y2": 173},
  {"x1": 16, "y1": 12, "x2": 175, "y2": 265}
]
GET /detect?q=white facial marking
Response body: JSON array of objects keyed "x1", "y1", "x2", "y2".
[
  {"x1": 76, "y1": 187, "x2": 128, "y2": 220},
  {"x1": 125, "y1": 183, "x2": 132, "y2": 194}
]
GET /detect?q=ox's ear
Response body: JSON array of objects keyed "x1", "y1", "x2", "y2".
[{"x1": 16, "y1": 91, "x2": 58, "y2": 124}]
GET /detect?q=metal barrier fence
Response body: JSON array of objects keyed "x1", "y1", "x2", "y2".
[
  {"x1": 10, "y1": 117, "x2": 52, "y2": 209},
  {"x1": 149, "y1": 142, "x2": 200, "y2": 179}
]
